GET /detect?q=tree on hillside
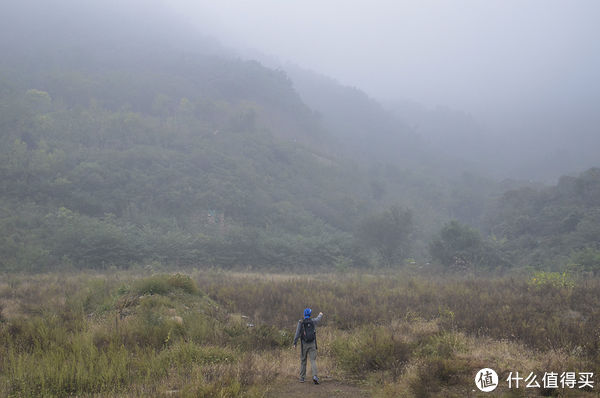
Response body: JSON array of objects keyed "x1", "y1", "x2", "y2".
[
  {"x1": 570, "y1": 248, "x2": 600, "y2": 275},
  {"x1": 429, "y1": 220, "x2": 508, "y2": 270},
  {"x1": 356, "y1": 205, "x2": 413, "y2": 267}
]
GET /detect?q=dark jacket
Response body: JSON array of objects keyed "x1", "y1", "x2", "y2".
[{"x1": 293, "y1": 313, "x2": 323, "y2": 346}]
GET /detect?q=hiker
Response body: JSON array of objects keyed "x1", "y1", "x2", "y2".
[{"x1": 293, "y1": 308, "x2": 323, "y2": 384}]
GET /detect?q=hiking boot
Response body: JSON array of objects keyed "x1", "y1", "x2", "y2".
[
  {"x1": 313, "y1": 376, "x2": 319, "y2": 385},
  {"x1": 299, "y1": 377, "x2": 305, "y2": 383}
]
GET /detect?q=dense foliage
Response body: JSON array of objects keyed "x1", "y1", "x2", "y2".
[
  {"x1": 485, "y1": 168, "x2": 600, "y2": 269},
  {"x1": 429, "y1": 220, "x2": 508, "y2": 270},
  {"x1": 0, "y1": 1, "x2": 597, "y2": 272},
  {"x1": 0, "y1": 31, "x2": 494, "y2": 271},
  {"x1": 0, "y1": 49, "x2": 366, "y2": 270}
]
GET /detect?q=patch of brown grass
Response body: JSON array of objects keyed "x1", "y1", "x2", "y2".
[{"x1": 2, "y1": 269, "x2": 600, "y2": 397}]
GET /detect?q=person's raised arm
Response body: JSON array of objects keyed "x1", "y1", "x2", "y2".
[{"x1": 313, "y1": 312, "x2": 324, "y2": 324}]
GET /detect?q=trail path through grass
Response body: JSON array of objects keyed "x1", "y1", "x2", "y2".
[{"x1": 267, "y1": 377, "x2": 371, "y2": 397}]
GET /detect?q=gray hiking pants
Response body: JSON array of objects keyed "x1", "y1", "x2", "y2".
[{"x1": 299, "y1": 340, "x2": 318, "y2": 379}]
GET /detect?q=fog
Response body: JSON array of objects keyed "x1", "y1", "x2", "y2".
[
  {"x1": 175, "y1": 1, "x2": 600, "y2": 110},
  {"x1": 2, "y1": 0, "x2": 599, "y2": 181},
  {"x1": 172, "y1": 0, "x2": 600, "y2": 181},
  {"x1": 3, "y1": 4, "x2": 600, "y2": 391}
]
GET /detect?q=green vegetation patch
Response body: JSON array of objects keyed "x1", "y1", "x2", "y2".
[
  {"x1": 132, "y1": 273, "x2": 200, "y2": 296},
  {"x1": 332, "y1": 325, "x2": 411, "y2": 376}
]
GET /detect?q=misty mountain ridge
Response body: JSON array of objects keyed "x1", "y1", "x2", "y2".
[
  {"x1": 2, "y1": 0, "x2": 595, "y2": 183},
  {"x1": 286, "y1": 65, "x2": 486, "y2": 177},
  {"x1": 1, "y1": 0, "x2": 598, "y2": 272}
]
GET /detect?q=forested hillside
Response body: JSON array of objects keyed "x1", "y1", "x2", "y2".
[
  {"x1": 485, "y1": 168, "x2": 600, "y2": 270},
  {"x1": 0, "y1": 44, "x2": 369, "y2": 270},
  {"x1": 0, "y1": 1, "x2": 597, "y2": 274}
]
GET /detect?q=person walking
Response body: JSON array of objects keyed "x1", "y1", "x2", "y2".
[{"x1": 293, "y1": 308, "x2": 323, "y2": 384}]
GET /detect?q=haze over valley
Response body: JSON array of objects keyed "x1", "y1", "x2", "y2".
[{"x1": 1, "y1": 1, "x2": 600, "y2": 396}]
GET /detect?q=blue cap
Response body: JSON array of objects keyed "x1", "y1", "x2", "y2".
[{"x1": 304, "y1": 308, "x2": 312, "y2": 318}]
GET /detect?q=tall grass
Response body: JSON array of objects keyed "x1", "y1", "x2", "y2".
[
  {"x1": 195, "y1": 271, "x2": 599, "y2": 355},
  {"x1": 0, "y1": 273, "x2": 285, "y2": 397},
  {"x1": 1, "y1": 270, "x2": 599, "y2": 396}
]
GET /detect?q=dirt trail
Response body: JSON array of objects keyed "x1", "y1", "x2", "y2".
[{"x1": 267, "y1": 377, "x2": 371, "y2": 397}]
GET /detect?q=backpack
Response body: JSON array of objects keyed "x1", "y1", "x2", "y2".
[{"x1": 302, "y1": 319, "x2": 316, "y2": 343}]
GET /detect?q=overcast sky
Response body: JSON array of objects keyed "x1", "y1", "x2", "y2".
[{"x1": 169, "y1": 0, "x2": 600, "y2": 114}]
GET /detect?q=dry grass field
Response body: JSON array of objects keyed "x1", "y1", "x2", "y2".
[{"x1": 1, "y1": 268, "x2": 598, "y2": 397}]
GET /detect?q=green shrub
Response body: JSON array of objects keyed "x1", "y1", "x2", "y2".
[
  {"x1": 167, "y1": 273, "x2": 200, "y2": 295},
  {"x1": 224, "y1": 322, "x2": 288, "y2": 350},
  {"x1": 408, "y1": 358, "x2": 472, "y2": 398},
  {"x1": 185, "y1": 312, "x2": 221, "y2": 345},
  {"x1": 429, "y1": 220, "x2": 509, "y2": 269},
  {"x1": 415, "y1": 332, "x2": 465, "y2": 359},
  {"x1": 161, "y1": 342, "x2": 235, "y2": 367},
  {"x1": 529, "y1": 271, "x2": 575, "y2": 289},
  {"x1": 133, "y1": 273, "x2": 200, "y2": 296},
  {"x1": 119, "y1": 298, "x2": 185, "y2": 349},
  {"x1": 332, "y1": 326, "x2": 411, "y2": 376},
  {"x1": 570, "y1": 248, "x2": 600, "y2": 275}
]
